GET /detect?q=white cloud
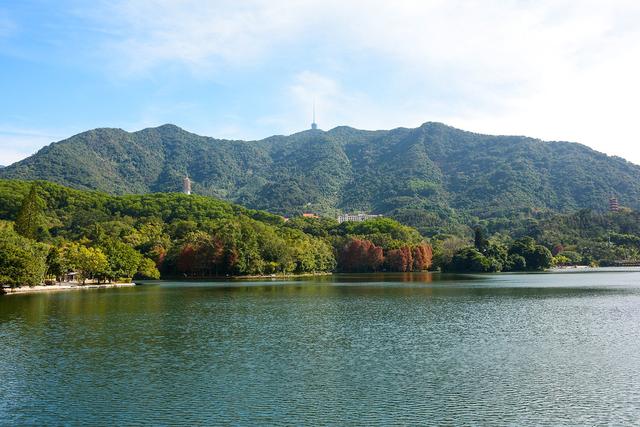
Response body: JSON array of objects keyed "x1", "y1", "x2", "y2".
[
  {"x1": 286, "y1": 71, "x2": 366, "y2": 130},
  {"x1": 0, "y1": 127, "x2": 63, "y2": 165},
  {"x1": 92, "y1": 0, "x2": 307, "y2": 75},
  {"x1": 19, "y1": 1, "x2": 640, "y2": 164},
  {"x1": 281, "y1": 71, "x2": 442, "y2": 134},
  {"x1": 303, "y1": 1, "x2": 640, "y2": 163}
]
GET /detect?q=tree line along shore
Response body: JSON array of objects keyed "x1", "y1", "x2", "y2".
[{"x1": 2, "y1": 179, "x2": 639, "y2": 290}]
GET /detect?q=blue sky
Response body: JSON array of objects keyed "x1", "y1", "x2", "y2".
[{"x1": 2, "y1": 0, "x2": 640, "y2": 165}]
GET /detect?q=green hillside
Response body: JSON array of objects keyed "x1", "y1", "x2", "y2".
[
  {"x1": 0, "y1": 179, "x2": 435, "y2": 285},
  {"x1": 2, "y1": 179, "x2": 639, "y2": 287},
  {"x1": 2, "y1": 122, "x2": 639, "y2": 235}
]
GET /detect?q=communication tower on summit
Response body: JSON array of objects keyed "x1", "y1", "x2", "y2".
[{"x1": 311, "y1": 102, "x2": 318, "y2": 130}]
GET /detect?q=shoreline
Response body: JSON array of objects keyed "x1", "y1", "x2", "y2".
[
  {"x1": 0, "y1": 273, "x2": 334, "y2": 295},
  {"x1": 233, "y1": 272, "x2": 334, "y2": 280},
  {"x1": 1, "y1": 282, "x2": 136, "y2": 296},
  {"x1": 161, "y1": 272, "x2": 335, "y2": 281}
]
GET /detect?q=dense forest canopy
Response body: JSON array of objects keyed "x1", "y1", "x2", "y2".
[
  {"x1": 2, "y1": 122, "x2": 639, "y2": 237},
  {"x1": 1, "y1": 178, "x2": 639, "y2": 287},
  {"x1": 0, "y1": 180, "x2": 434, "y2": 287}
]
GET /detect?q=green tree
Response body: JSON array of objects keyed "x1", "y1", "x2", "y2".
[
  {"x1": 256, "y1": 226, "x2": 293, "y2": 273},
  {"x1": 136, "y1": 257, "x2": 161, "y2": 279},
  {"x1": 474, "y1": 226, "x2": 489, "y2": 254},
  {"x1": 102, "y1": 241, "x2": 143, "y2": 281},
  {"x1": 484, "y1": 239, "x2": 508, "y2": 270},
  {"x1": 66, "y1": 244, "x2": 109, "y2": 284},
  {"x1": 528, "y1": 245, "x2": 553, "y2": 270},
  {"x1": 559, "y1": 250, "x2": 582, "y2": 265},
  {"x1": 314, "y1": 238, "x2": 337, "y2": 272},
  {"x1": 0, "y1": 222, "x2": 49, "y2": 287},
  {"x1": 14, "y1": 184, "x2": 45, "y2": 240},
  {"x1": 445, "y1": 247, "x2": 493, "y2": 273},
  {"x1": 433, "y1": 236, "x2": 469, "y2": 269},
  {"x1": 46, "y1": 246, "x2": 67, "y2": 281},
  {"x1": 509, "y1": 237, "x2": 552, "y2": 270},
  {"x1": 505, "y1": 254, "x2": 526, "y2": 271}
]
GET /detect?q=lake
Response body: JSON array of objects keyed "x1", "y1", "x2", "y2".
[{"x1": 2, "y1": 270, "x2": 640, "y2": 425}]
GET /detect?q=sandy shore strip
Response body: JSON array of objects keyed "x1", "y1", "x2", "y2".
[{"x1": 2, "y1": 282, "x2": 137, "y2": 295}]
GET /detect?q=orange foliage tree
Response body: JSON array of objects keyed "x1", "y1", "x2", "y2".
[
  {"x1": 338, "y1": 238, "x2": 384, "y2": 272},
  {"x1": 386, "y1": 243, "x2": 432, "y2": 272},
  {"x1": 412, "y1": 243, "x2": 433, "y2": 271}
]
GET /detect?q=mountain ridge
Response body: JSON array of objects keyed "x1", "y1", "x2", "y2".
[{"x1": 2, "y1": 122, "x2": 639, "y2": 235}]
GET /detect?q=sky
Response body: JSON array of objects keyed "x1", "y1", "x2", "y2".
[{"x1": 2, "y1": 0, "x2": 640, "y2": 165}]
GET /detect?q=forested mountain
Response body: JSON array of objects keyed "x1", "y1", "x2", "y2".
[
  {"x1": 2, "y1": 122, "x2": 639, "y2": 235},
  {"x1": 0, "y1": 179, "x2": 432, "y2": 286}
]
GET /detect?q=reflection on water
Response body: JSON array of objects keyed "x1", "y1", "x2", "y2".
[{"x1": 2, "y1": 270, "x2": 640, "y2": 425}]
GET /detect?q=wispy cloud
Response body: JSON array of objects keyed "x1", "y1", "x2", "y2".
[
  {"x1": 88, "y1": 1, "x2": 640, "y2": 121},
  {"x1": 287, "y1": 71, "x2": 367, "y2": 129},
  {"x1": 0, "y1": 127, "x2": 64, "y2": 165},
  {"x1": 5, "y1": 1, "x2": 640, "y2": 163},
  {"x1": 88, "y1": 0, "x2": 307, "y2": 76},
  {"x1": 90, "y1": 1, "x2": 640, "y2": 80}
]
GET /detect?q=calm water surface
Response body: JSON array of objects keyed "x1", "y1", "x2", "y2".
[{"x1": 2, "y1": 270, "x2": 640, "y2": 426}]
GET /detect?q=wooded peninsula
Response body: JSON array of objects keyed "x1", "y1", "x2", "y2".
[{"x1": 1, "y1": 179, "x2": 639, "y2": 289}]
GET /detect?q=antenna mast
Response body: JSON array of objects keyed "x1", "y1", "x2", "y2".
[{"x1": 311, "y1": 101, "x2": 318, "y2": 130}]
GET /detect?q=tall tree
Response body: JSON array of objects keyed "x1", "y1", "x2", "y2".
[
  {"x1": 14, "y1": 184, "x2": 45, "y2": 240},
  {"x1": 474, "y1": 226, "x2": 489, "y2": 254},
  {"x1": 412, "y1": 243, "x2": 433, "y2": 271},
  {"x1": 509, "y1": 237, "x2": 553, "y2": 271},
  {"x1": 0, "y1": 223, "x2": 48, "y2": 287},
  {"x1": 46, "y1": 247, "x2": 66, "y2": 281},
  {"x1": 338, "y1": 238, "x2": 384, "y2": 273},
  {"x1": 102, "y1": 240, "x2": 143, "y2": 281},
  {"x1": 386, "y1": 247, "x2": 414, "y2": 272},
  {"x1": 447, "y1": 247, "x2": 491, "y2": 273},
  {"x1": 136, "y1": 258, "x2": 161, "y2": 279}
]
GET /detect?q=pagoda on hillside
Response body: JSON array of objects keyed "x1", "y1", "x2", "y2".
[
  {"x1": 183, "y1": 175, "x2": 192, "y2": 195},
  {"x1": 609, "y1": 196, "x2": 619, "y2": 212}
]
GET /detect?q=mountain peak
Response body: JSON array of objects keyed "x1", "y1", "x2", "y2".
[
  {"x1": 156, "y1": 123, "x2": 183, "y2": 131},
  {"x1": 132, "y1": 124, "x2": 198, "y2": 140},
  {"x1": 137, "y1": 123, "x2": 188, "y2": 134},
  {"x1": 1, "y1": 121, "x2": 639, "y2": 228}
]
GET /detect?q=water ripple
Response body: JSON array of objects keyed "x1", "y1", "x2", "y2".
[{"x1": 2, "y1": 273, "x2": 640, "y2": 425}]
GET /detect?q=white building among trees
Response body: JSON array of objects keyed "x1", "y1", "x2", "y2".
[{"x1": 337, "y1": 213, "x2": 382, "y2": 223}]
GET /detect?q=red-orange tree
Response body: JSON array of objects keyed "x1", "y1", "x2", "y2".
[
  {"x1": 412, "y1": 243, "x2": 433, "y2": 271},
  {"x1": 385, "y1": 243, "x2": 433, "y2": 272},
  {"x1": 338, "y1": 238, "x2": 384, "y2": 272}
]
